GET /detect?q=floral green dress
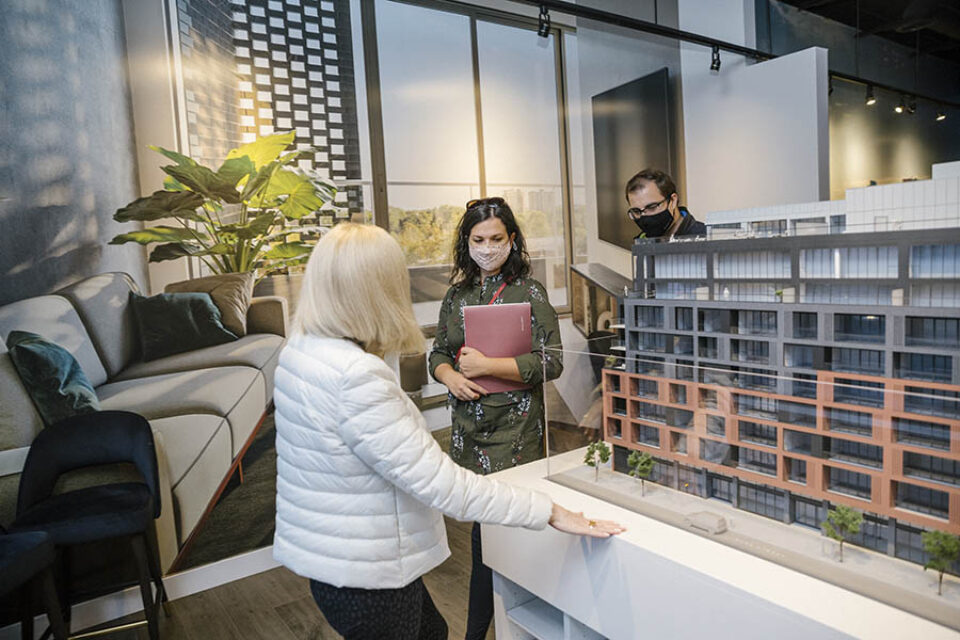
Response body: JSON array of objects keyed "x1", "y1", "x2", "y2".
[{"x1": 428, "y1": 274, "x2": 563, "y2": 475}]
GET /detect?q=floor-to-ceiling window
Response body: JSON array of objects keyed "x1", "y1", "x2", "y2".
[
  {"x1": 171, "y1": 0, "x2": 575, "y2": 322},
  {"x1": 370, "y1": 0, "x2": 572, "y2": 322}
]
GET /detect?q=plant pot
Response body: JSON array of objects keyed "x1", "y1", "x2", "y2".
[{"x1": 254, "y1": 273, "x2": 305, "y2": 314}]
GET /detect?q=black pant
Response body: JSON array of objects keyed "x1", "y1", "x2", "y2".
[
  {"x1": 310, "y1": 577, "x2": 447, "y2": 640},
  {"x1": 464, "y1": 522, "x2": 494, "y2": 640}
]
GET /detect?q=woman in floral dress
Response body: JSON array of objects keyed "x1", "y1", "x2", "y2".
[{"x1": 429, "y1": 197, "x2": 563, "y2": 640}]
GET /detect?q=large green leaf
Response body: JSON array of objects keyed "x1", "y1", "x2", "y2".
[
  {"x1": 262, "y1": 225, "x2": 328, "y2": 242},
  {"x1": 163, "y1": 164, "x2": 243, "y2": 204},
  {"x1": 225, "y1": 131, "x2": 296, "y2": 170},
  {"x1": 217, "y1": 155, "x2": 256, "y2": 186},
  {"x1": 114, "y1": 190, "x2": 205, "y2": 223},
  {"x1": 197, "y1": 243, "x2": 236, "y2": 255},
  {"x1": 234, "y1": 212, "x2": 278, "y2": 239},
  {"x1": 148, "y1": 242, "x2": 203, "y2": 262},
  {"x1": 163, "y1": 175, "x2": 187, "y2": 192},
  {"x1": 149, "y1": 145, "x2": 196, "y2": 167},
  {"x1": 263, "y1": 169, "x2": 328, "y2": 219},
  {"x1": 148, "y1": 241, "x2": 234, "y2": 264},
  {"x1": 261, "y1": 242, "x2": 314, "y2": 259},
  {"x1": 110, "y1": 226, "x2": 204, "y2": 246},
  {"x1": 239, "y1": 161, "x2": 279, "y2": 202}
]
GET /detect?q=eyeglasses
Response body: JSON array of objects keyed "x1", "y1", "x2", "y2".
[
  {"x1": 465, "y1": 197, "x2": 506, "y2": 210},
  {"x1": 627, "y1": 197, "x2": 668, "y2": 218}
]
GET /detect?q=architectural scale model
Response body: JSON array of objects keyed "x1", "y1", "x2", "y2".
[{"x1": 602, "y1": 172, "x2": 960, "y2": 570}]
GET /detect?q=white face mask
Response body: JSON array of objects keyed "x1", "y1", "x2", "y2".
[{"x1": 469, "y1": 241, "x2": 511, "y2": 273}]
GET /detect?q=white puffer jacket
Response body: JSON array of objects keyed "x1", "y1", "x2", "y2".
[{"x1": 273, "y1": 334, "x2": 553, "y2": 589}]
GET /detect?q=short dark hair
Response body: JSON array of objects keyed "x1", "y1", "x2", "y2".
[
  {"x1": 450, "y1": 197, "x2": 531, "y2": 286},
  {"x1": 625, "y1": 169, "x2": 677, "y2": 202}
]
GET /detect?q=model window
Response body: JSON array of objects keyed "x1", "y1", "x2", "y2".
[
  {"x1": 895, "y1": 482, "x2": 949, "y2": 518},
  {"x1": 895, "y1": 353, "x2": 952, "y2": 383},
  {"x1": 906, "y1": 317, "x2": 959, "y2": 348},
  {"x1": 793, "y1": 312, "x2": 818, "y2": 339},
  {"x1": 834, "y1": 314, "x2": 886, "y2": 343},
  {"x1": 895, "y1": 418, "x2": 951, "y2": 451}
]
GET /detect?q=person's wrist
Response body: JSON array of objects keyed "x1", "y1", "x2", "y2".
[{"x1": 477, "y1": 355, "x2": 491, "y2": 377}]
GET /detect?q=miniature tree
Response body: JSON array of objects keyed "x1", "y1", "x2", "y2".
[
  {"x1": 584, "y1": 440, "x2": 611, "y2": 482},
  {"x1": 627, "y1": 450, "x2": 654, "y2": 496},
  {"x1": 922, "y1": 530, "x2": 960, "y2": 596},
  {"x1": 821, "y1": 505, "x2": 862, "y2": 563}
]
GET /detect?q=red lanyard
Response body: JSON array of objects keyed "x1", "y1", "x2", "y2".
[
  {"x1": 488, "y1": 282, "x2": 508, "y2": 306},
  {"x1": 456, "y1": 281, "x2": 508, "y2": 362}
]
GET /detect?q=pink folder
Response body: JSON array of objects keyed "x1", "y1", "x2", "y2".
[{"x1": 462, "y1": 302, "x2": 532, "y2": 394}]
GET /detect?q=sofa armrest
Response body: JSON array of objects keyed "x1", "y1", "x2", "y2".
[
  {"x1": 247, "y1": 296, "x2": 288, "y2": 337},
  {"x1": 150, "y1": 429, "x2": 179, "y2": 573}
]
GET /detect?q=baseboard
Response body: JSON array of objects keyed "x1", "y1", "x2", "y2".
[{"x1": 0, "y1": 546, "x2": 280, "y2": 640}]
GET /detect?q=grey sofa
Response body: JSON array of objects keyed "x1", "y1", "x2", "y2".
[{"x1": 0, "y1": 273, "x2": 286, "y2": 573}]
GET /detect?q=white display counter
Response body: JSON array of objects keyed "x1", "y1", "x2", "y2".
[{"x1": 482, "y1": 449, "x2": 959, "y2": 640}]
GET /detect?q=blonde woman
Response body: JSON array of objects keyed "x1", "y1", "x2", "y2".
[{"x1": 273, "y1": 223, "x2": 622, "y2": 640}]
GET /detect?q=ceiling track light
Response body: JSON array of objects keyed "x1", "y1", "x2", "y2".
[
  {"x1": 710, "y1": 45, "x2": 721, "y2": 73},
  {"x1": 895, "y1": 95, "x2": 906, "y2": 114},
  {"x1": 907, "y1": 96, "x2": 917, "y2": 115},
  {"x1": 936, "y1": 107, "x2": 946, "y2": 122},
  {"x1": 865, "y1": 84, "x2": 876, "y2": 106},
  {"x1": 537, "y1": 4, "x2": 551, "y2": 38}
]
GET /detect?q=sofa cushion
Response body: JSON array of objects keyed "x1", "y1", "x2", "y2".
[
  {"x1": 96, "y1": 366, "x2": 267, "y2": 456},
  {"x1": 0, "y1": 354, "x2": 45, "y2": 450},
  {"x1": 165, "y1": 272, "x2": 254, "y2": 338},
  {"x1": 112, "y1": 333, "x2": 283, "y2": 385},
  {"x1": 58, "y1": 272, "x2": 140, "y2": 378},
  {"x1": 130, "y1": 292, "x2": 238, "y2": 362},
  {"x1": 6, "y1": 331, "x2": 101, "y2": 427},
  {"x1": 0, "y1": 295, "x2": 108, "y2": 386}
]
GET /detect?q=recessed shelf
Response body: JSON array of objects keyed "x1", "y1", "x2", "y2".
[{"x1": 506, "y1": 599, "x2": 564, "y2": 640}]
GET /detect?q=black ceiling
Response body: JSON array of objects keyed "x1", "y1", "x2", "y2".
[{"x1": 780, "y1": 0, "x2": 960, "y2": 65}]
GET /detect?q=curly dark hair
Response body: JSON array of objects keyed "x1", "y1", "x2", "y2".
[{"x1": 450, "y1": 197, "x2": 531, "y2": 286}]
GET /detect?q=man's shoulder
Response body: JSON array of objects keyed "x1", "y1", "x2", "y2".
[{"x1": 678, "y1": 210, "x2": 707, "y2": 237}]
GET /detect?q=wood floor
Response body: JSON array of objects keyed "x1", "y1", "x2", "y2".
[{"x1": 79, "y1": 518, "x2": 492, "y2": 640}]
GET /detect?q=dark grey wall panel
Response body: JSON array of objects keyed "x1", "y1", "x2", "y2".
[
  {"x1": 592, "y1": 68, "x2": 674, "y2": 251},
  {"x1": 0, "y1": 0, "x2": 146, "y2": 307}
]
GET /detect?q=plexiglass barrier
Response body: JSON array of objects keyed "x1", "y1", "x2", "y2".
[{"x1": 540, "y1": 336, "x2": 960, "y2": 629}]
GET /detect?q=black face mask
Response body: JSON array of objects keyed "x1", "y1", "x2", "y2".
[{"x1": 634, "y1": 208, "x2": 674, "y2": 237}]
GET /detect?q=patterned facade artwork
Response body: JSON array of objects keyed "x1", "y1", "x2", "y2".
[{"x1": 177, "y1": 0, "x2": 365, "y2": 219}]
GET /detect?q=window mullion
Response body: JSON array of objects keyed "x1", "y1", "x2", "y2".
[{"x1": 469, "y1": 15, "x2": 486, "y2": 198}]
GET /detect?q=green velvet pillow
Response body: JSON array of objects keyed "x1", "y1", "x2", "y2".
[
  {"x1": 5, "y1": 330, "x2": 101, "y2": 426},
  {"x1": 130, "y1": 292, "x2": 238, "y2": 362}
]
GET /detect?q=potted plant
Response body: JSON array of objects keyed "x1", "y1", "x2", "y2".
[{"x1": 110, "y1": 132, "x2": 337, "y2": 299}]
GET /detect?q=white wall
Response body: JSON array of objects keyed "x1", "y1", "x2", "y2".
[
  {"x1": 678, "y1": 0, "x2": 829, "y2": 214},
  {"x1": 123, "y1": 0, "x2": 193, "y2": 293}
]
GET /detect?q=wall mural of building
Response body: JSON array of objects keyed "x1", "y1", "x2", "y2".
[{"x1": 177, "y1": 0, "x2": 365, "y2": 219}]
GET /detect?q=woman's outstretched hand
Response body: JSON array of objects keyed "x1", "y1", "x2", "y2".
[{"x1": 548, "y1": 503, "x2": 625, "y2": 538}]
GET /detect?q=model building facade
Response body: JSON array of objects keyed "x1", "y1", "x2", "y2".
[{"x1": 603, "y1": 227, "x2": 960, "y2": 567}]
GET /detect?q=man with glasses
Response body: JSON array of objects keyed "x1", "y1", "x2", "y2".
[{"x1": 626, "y1": 169, "x2": 705, "y2": 240}]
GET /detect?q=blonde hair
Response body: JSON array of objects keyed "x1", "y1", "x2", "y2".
[{"x1": 293, "y1": 223, "x2": 424, "y2": 355}]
